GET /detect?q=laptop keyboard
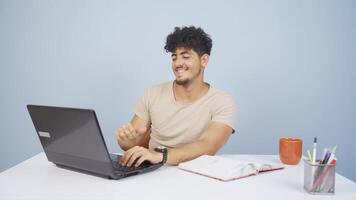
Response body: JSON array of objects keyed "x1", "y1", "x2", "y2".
[{"x1": 110, "y1": 154, "x2": 152, "y2": 172}]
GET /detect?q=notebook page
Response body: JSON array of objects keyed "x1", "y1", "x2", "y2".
[
  {"x1": 222, "y1": 156, "x2": 284, "y2": 172},
  {"x1": 178, "y1": 155, "x2": 258, "y2": 181}
]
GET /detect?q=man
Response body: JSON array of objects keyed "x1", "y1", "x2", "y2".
[{"x1": 116, "y1": 26, "x2": 236, "y2": 167}]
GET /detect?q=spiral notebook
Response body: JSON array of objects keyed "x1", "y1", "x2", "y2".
[{"x1": 178, "y1": 155, "x2": 284, "y2": 181}]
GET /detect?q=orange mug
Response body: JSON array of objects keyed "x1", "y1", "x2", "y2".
[{"x1": 279, "y1": 138, "x2": 302, "y2": 165}]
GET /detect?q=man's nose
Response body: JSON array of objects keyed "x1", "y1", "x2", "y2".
[{"x1": 174, "y1": 58, "x2": 184, "y2": 68}]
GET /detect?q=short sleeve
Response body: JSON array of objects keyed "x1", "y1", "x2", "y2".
[
  {"x1": 133, "y1": 88, "x2": 152, "y2": 122},
  {"x1": 211, "y1": 93, "x2": 237, "y2": 133}
]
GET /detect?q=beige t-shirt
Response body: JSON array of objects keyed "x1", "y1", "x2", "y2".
[{"x1": 134, "y1": 81, "x2": 237, "y2": 149}]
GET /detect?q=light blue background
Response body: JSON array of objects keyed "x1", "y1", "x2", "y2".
[{"x1": 1, "y1": 0, "x2": 355, "y2": 181}]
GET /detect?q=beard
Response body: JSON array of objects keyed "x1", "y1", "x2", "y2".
[
  {"x1": 175, "y1": 67, "x2": 202, "y2": 86},
  {"x1": 175, "y1": 78, "x2": 190, "y2": 85}
]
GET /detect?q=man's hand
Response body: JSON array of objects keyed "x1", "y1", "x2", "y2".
[
  {"x1": 116, "y1": 123, "x2": 146, "y2": 140},
  {"x1": 115, "y1": 123, "x2": 146, "y2": 150},
  {"x1": 119, "y1": 146, "x2": 163, "y2": 167}
]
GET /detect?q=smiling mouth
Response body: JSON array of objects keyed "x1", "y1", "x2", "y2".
[{"x1": 176, "y1": 68, "x2": 187, "y2": 76}]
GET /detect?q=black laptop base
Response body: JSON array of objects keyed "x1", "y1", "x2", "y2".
[{"x1": 54, "y1": 154, "x2": 163, "y2": 180}]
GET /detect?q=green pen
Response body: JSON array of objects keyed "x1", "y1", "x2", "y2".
[{"x1": 331, "y1": 145, "x2": 337, "y2": 155}]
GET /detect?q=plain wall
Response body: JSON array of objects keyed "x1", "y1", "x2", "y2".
[{"x1": 1, "y1": 0, "x2": 355, "y2": 181}]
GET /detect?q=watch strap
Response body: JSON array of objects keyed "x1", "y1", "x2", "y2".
[{"x1": 154, "y1": 147, "x2": 167, "y2": 164}]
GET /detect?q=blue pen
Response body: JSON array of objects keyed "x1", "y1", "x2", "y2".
[
  {"x1": 322, "y1": 151, "x2": 331, "y2": 164},
  {"x1": 316, "y1": 150, "x2": 332, "y2": 180}
]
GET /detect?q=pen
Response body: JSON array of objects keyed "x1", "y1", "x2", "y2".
[
  {"x1": 327, "y1": 153, "x2": 335, "y2": 164},
  {"x1": 322, "y1": 151, "x2": 331, "y2": 165},
  {"x1": 331, "y1": 145, "x2": 337, "y2": 155},
  {"x1": 312, "y1": 159, "x2": 337, "y2": 191},
  {"x1": 315, "y1": 149, "x2": 330, "y2": 182},
  {"x1": 316, "y1": 147, "x2": 337, "y2": 191},
  {"x1": 321, "y1": 148, "x2": 327, "y2": 163},
  {"x1": 312, "y1": 137, "x2": 317, "y2": 164},
  {"x1": 307, "y1": 150, "x2": 313, "y2": 163}
]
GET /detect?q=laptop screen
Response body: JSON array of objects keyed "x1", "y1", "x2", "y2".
[{"x1": 27, "y1": 105, "x2": 111, "y2": 163}]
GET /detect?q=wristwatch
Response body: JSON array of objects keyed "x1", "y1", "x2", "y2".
[{"x1": 154, "y1": 146, "x2": 168, "y2": 164}]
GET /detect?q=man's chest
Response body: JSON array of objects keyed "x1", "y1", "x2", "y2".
[{"x1": 149, "y1": 98, "x2": 212, "y2": 131}]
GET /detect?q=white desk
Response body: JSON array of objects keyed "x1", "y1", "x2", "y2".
[{"x1": 0, "y1": 153, "x2": 355, "y2": 200}]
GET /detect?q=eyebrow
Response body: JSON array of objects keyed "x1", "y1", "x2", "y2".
[{"x1": 171, "y1": 51, "x2": 190, "y2": 57}]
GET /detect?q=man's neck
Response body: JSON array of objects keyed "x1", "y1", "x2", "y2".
[{"x1": 173, "y1": 80, "x2": 209, "y2": 103}]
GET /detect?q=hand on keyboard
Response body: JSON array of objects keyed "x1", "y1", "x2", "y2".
[{"x1": 119, "y1": 146, "x2": 163, "y2": 167}]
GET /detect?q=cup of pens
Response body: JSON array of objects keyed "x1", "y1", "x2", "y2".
[{"x1": 304, "y1": 145, "x2": 337, "y2": 195}]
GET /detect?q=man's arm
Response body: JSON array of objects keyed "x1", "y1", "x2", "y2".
[
  {"x1": 166, "y1": 121, "x2": 233, "y2": 165},
  {"x1": 119, "y1": 121, "x2": 233, "y2": 167},
  {"x1": 115, "y1": 115, "x2": 151, "y2": 151}
]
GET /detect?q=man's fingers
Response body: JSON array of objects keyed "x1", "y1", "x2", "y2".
[
  {"x1": 127, "y1": 149, "x2": 145, "y2": 167},
  {"x1": 124, "y1": 130, "x2": 132, "y2": 140},
  {"x1": 117, "y1": 128, "x2": 128, "y2": 141},
  {"x1": 116, "y1": 128, "x2": 123, "y2": 140},
  {"x1": 135, "y1": 156, "x2": 148, "y2": 167},
  {"x1": 120, "y1": 146, "x2": 140, "y2": 166},
  {"x1": 120, "y1": 146, "x2": 162, "y2": 167},
  {"x1": 116, "y1": 123, "x2": 146, "y2": 142},
  {"x1": 127, "y1": 123, "x2": 135, "y2": 133},
  {"x1": 127, "y1": 124, "x2": 139, "y2": 137},
  {"x1": 124, "y1": 124, "x2": 137, "y2": 140},
  {"x1": 120, "y1": 146, "x2": 147, "y2": 167},
  {"x1": 116, "y1": 124, "x2": 134, "y2": 141},
  {"x1": 116, "y1": 128, "x2": 125, "y2": 140},
  {"x1": 120, "y1": 148, "x2": 135, "y2": 166}
]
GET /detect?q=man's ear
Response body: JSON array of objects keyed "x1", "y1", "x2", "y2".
[{"x1": 201, "y1": 54, "x2": 209, "y2": 68}]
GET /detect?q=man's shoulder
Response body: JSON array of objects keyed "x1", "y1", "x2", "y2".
[
  {"x1": 143, "y1": 81, "x2": 172, "y2": 96},
  {"x1": 206, "y1": 87, "x2": 236, "y2": 111},
  {"x1": 151, "y1": 81, "x2": 172, "y2": 90},
  {"x1": 209, "y1": 87, "x2": 235, "y2": 102}
]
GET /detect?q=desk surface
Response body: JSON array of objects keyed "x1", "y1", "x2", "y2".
[{"x1": 0, "y1": 153, "x2": 355, "y2": 200}]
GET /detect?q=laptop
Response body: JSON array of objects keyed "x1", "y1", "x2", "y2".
[{"x1": 26, "y1": 105, "x2": 162, "y2": 179}]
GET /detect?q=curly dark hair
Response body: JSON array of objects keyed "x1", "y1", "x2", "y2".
[{"x1": 164, "y1": 26, "x2": 212, "y2": 56}]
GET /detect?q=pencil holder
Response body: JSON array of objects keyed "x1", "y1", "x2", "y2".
[{"x1": 303, "y1": 159, "x2": 336, "y2": 195}]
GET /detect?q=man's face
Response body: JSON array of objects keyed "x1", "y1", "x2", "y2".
[{"x1": 171, "y1": 48, "x2": 205, "y2": 86}]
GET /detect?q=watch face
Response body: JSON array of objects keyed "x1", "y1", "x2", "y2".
[
  {"x1": 158, "y1": 146, "x2": 165, "y2": 150},
  {"x1": 155, "y1": 146, "x2": 167, "y2": 152}
]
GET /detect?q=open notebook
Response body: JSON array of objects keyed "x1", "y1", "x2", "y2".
[{"x1": 178, "y1": 155, "x2": 284, "y2": 181}]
